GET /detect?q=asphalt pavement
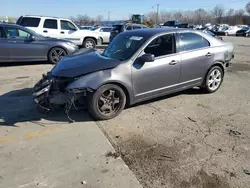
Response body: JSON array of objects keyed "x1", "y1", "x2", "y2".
[{"x1": 0, "y1": 64, "x2": 142, "y2": 188}]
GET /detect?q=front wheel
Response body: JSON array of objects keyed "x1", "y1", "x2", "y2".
[
  {"x1": 83, "y1": 38, "x2": 96, "y2": 49},
  {"x1": 48, "y1": 47, "x2": 67, "y2": 64},
  {"x1": 87, "y1": 84, "x2": 126, "y2": 120},
  {"x1": 202, "y1": 66, "x2": 224, "y2": 93}
]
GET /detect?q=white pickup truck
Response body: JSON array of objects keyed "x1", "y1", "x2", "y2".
[{"x1": 17, "y1": 15, "x2": 101, "y2": 48}]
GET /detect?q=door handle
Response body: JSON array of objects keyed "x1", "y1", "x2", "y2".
[
  {"x1": 169, "y1": 60, "x2": 179, "y2": 65},
  {"x1": 206, "y1": 52, "x2": 212, "y2": 57},
  {"x1": 43, "y1": 30, "x2": 48, "y2": 33},
  {"x1": 60, "y1": 31, "x2": 65, "y2": 34}
]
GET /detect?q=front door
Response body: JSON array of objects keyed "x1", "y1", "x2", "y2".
[
  {"x1": 132, "y1": 33, "x2": 181, "y2": 101},
  {"x1": 0, "y1": 26, "x2": 11, "y2": 62},
  {"x1": 178, "y1": 32, "x2": 214, "y2": 85},
  {"x1": 59, "y1": 20, "x2": 80, "y2": 45},
  {"x1": 4, "y1": 26, "x2": 46, "y2": 61}
]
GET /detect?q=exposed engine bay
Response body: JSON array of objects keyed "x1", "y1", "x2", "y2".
[
  {"x1": 33, "y1": 50, "x2": 121, "y2": 122},
  {"x1": 33, "y1": 72, "x2": 90, "y2": 122}
]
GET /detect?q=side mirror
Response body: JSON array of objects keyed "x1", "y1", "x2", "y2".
[
  {"x1": 30, "y1": 35, "x2": 36, "y2": 41},
  {"x1": 138, "y1": 53, "x2": 155, "y2": 62}
]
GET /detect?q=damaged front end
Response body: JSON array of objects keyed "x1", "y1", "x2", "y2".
[{"x1": 33, "y1": 72, "x2": 92, "y2": 121}]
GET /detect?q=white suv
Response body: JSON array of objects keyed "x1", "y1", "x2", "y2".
[{"x1": 17, "y1": 15, "x2": 101, "y2": 48}]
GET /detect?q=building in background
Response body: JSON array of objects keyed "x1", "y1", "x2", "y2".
[{"x1": 0, "y1": 16, "x2": 8, "y2": 22}]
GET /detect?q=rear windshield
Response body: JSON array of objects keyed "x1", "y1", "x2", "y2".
[
  {"x1": 111, "y1": 25, "x2": 123, "y2": 31},
  {"x1": 18, "y1": 17, "x2": 41, "y2": 27}
]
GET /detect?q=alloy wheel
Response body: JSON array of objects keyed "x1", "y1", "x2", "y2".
[
  {"x1": 98, "y1": 89, "x2": 122, "y2": 116},
  {"x1": 51, "y1": 48, "x2": 66, "y2": 63},
  {"x1": 208, "y1": 69, "x2": 222, "y2": 91}
]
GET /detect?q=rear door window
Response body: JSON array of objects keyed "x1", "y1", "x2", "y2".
[
  {"x1": 180, "y1": 32, "x2": 210, "y2": 51},
  {"x1": 18, "y1": 17, "x2": 41, "y2": 27},
  {"x1": 43, "y1": 19, "x2": 58, "y2": 29},
  {"x1": 4, "y1": 27, "x2": 31, "y2": 40}
]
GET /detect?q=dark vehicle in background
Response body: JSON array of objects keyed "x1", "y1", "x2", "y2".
[
  {"x1": 236, "y1": 26, "x2": 250, "y2": 37},
  {"x1": 216, "y1": 26, "x2": 230, "y2": 36},
  {"x1": 0, "y1": 23, "x2": 78, "y2": 64},
  {"x1": 203, "y1": 30, "x2": 223, "y2": 40},
  {"x1": 33, "y1": 28, "x2": 234, "y2": 120},
  {"x1": 162, "y1": 20, "x2": 180, "y2": 28},
  {"x1": 109, "y1": 23, "x2": 148, "y2": 42},
  {"x1": 177, "y1": 23, "x2": 194, "y2": 29}
]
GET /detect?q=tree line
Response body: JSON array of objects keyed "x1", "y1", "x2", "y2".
[
  {"x1": 145, "y1": 3, "x2": 250, "y2": 25},
  {"x1": 71, "y1": 2, "x2": 250, "y2": 26}
]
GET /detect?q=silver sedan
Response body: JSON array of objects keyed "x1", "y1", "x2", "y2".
[
  {"x1": 34, "y1": 28, "x2": 234, "y2": 120},
  {"x1": 0, "y1": 23, "x2": 78, "y2": 64}
]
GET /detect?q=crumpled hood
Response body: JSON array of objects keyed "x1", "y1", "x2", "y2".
[{"x1": 51, "y1": 51, "x2": 121, "y2": 78}]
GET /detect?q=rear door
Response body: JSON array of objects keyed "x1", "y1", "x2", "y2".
[
  {"x1": 100, "y1": 27, "x2": 111, "y2": 43},
  {"x1": 179, "y1": 32, "x2": 214, "y2": 85},
  {"x1": 4, "y1": 26, "x2": 46, "y2": 61},
  {"x1": 0, "y1": 26, "x2": 11, "y2": 62},
  {"x1": 42, "y1": 19, "x2": 60, "y2": 38}
]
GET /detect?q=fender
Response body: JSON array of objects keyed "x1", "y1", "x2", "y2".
[{"x1": 66, "y1": 68, "x2": 134, "y2": 105}]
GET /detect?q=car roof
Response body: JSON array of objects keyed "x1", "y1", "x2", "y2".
[
  {"x1": 20, "y1": 15, "x2": 71, "y2": 21},
  {"x1": 120, "y1": 28, "x2": 187, "y2": 37},
  {"x1": 0, "y1": 23, "x2": 21, "y2": 27}
]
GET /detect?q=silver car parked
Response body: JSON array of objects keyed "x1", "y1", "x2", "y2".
[
  {"x1": 33, "y1": 28, "x2": 234, "y2": 120},
  {"x1": 0, "y1": 23, "x2": 78, "y2": 64}
]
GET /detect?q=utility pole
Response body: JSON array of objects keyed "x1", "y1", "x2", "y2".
[
  {"x1": 108, "y1": 11, "x2": 110, "y2": 26},
  {"x1": 152, "y1": 4, "x2": 159, "y2": 25},
  {"x1": 156, "y1": 4, "x2": 159, "y2": 25}
]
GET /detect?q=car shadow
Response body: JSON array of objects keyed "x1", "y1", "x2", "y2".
[
  {"x1": 0, "y1": 88, "x2": 92, "y2": 127},
  {"x1": 0, "y1": 87, "x2": 206, "y2": 127}
]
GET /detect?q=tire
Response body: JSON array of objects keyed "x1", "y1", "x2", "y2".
[
  {"x1": 48, "y1": 47, "x2": 67, "y2": 64},
  {"x1": 87, "y1": 84, "x2": 126, "y2": 120},
  {"x1": 202, "y1": 66, "x2": 224, "y2": 93},
  {"x1": 83, "y1": 38, "x2": 96, "y2": 49},
  {"x1": 246, "y1": 33, "x2": 249, "y2": 37}
]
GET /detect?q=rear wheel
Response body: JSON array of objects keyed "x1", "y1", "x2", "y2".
[
  {"x1": 87, "y1": 84, "x2": 126, "y2": 120},
  {"x1": 202, "y1": 66, "x2": 224, "y2": 93},
  {"x1": 83, "y1": 38, "x2": 96, "y2": 49},
  {"x1": 48, "y1": 47, "x2": 66, "y2": 64}
]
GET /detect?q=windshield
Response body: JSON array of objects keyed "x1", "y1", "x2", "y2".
[{"x1": 102, "y1": 34, "x2": 148, "y2": 61}]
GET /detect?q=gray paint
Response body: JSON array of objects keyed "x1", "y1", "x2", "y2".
[
  {"x1": 66, "y1": 28, "x2": 234, "y2": 105},
  {"x1": 0, "y1": 23, "x2": 78, "y2": 62}
]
